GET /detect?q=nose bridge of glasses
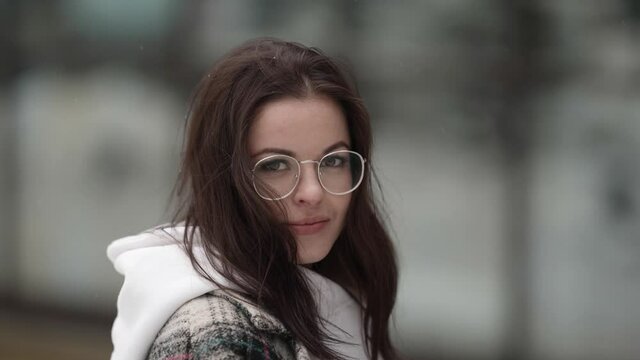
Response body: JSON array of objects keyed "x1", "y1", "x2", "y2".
[
  {"x1": 295, "y1": 159, "x2": 322, "y2": 185},
  {"x1": 298, "y1": 159, "x2": 320, "y2": 166},
  {"x1": 297, "y1": 160, "x2": 320, "y2": 176}
]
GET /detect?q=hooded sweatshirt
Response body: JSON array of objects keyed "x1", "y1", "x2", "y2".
[{"x1": 107, "y1": 225, "x2": 368, "y2": 360}]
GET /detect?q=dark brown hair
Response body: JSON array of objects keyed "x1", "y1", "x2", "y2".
[{"x1": 171, "y1": 37, "x2": 399, "y2": 360}]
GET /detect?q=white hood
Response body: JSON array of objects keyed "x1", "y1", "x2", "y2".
[{"x1": 107, "y1": 225, "x2": 368, "y2": 360}]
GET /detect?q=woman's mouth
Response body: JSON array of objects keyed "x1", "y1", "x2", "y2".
[{"x1": 288, "y1": 219, "x2": 329, "y2": 235}]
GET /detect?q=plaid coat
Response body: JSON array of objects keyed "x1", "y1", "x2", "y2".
[{"x1": 146, "y1": 290, "x2": 312, "y2": 360}]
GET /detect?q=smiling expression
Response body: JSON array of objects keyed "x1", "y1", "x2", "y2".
[{"x1": 248, "y1": 95, "x2": 352, "y2": 264}]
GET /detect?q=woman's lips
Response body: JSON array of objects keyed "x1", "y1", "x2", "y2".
[{"x1": 288, "y1": 220, "x2": 329, "y2": 235}]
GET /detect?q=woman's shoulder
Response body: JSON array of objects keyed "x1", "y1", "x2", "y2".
[{"x1": 146, "y1": 290, "x2": 311, "y2": 360}]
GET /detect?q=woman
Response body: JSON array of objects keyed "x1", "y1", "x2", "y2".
[{"x1": 107, "y1": 38, "x2": 399, "y2": 360}]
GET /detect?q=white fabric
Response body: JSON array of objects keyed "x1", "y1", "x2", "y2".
[{"x1": 107, "y1": 225, "x2": 368, "y2": 360}]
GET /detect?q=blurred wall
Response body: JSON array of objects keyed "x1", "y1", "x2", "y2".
[{"x1": 528, "y1": 2, "x2": 640, "y2": 358}]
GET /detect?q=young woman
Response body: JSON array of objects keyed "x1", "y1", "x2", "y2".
[{"x1": 107, "y1": 38, "x2": 399, "y2": 360}]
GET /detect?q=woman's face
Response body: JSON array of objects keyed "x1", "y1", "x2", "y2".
[{"x1": 248, "y1": 95, "x2": 352, "y2": 264}]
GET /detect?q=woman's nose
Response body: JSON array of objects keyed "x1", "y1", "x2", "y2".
[{"x1": 293, "y1": 163, "x2": 324, "y2": 205}]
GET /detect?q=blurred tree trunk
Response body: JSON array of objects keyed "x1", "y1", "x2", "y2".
[
  {"x1": 0, "y1": 0, "x2": 21, "y2": 302},
  {"x1": 496, "y1": 1, "x2": 547, "y2": 359}
]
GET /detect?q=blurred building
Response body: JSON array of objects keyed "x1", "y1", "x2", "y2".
[{"x1": 0, "y1": 1, "x2": 639, "y2": 359}]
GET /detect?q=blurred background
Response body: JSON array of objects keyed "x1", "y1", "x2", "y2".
[{"x1": 1, "y1": 0, "x2": 639, "y2": 359}]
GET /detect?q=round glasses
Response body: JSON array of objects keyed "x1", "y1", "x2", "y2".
[{"x1": 251, "y1": 150, "x2": 366, "y2": 201}]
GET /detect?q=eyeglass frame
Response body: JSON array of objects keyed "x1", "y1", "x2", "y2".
[{"x1": 251, "y1": 149, "x2": 367, "y2": 201}]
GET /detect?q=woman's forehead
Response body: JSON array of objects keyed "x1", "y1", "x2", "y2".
[{"x1": 248, "y1": 96, "x2": 350, "y2": 158}]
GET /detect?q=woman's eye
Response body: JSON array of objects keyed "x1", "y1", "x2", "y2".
[
  {"x1": 322, "y1": 155, "x2": 345, "y2": 167},
  {"x1": 259, "y1": 159, "x2": 289, "y2": 172}
]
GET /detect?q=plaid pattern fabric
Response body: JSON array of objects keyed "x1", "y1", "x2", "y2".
[{"x1": 146, "y1": 290, "x2": 312, "y2": 360}]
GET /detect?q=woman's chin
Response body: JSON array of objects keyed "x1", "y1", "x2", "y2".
[{"x1": 296, "y1": 245, "x2": 332, "y2": 265}]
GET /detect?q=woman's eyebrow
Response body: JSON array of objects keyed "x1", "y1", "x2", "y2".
[
  {"x1": 252, "y1": 147, "x2": 295, "y2": 158},
  {"x1": 251, "y1": 141, "x2": 350, "y2": 159},
  {"x1": 323, "y1": 141, "x2": 350, "y2": 154}
]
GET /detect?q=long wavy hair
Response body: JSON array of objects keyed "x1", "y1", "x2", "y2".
[{"x1": 170, "y1": 38, "x2": 398, "y2": 360}]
